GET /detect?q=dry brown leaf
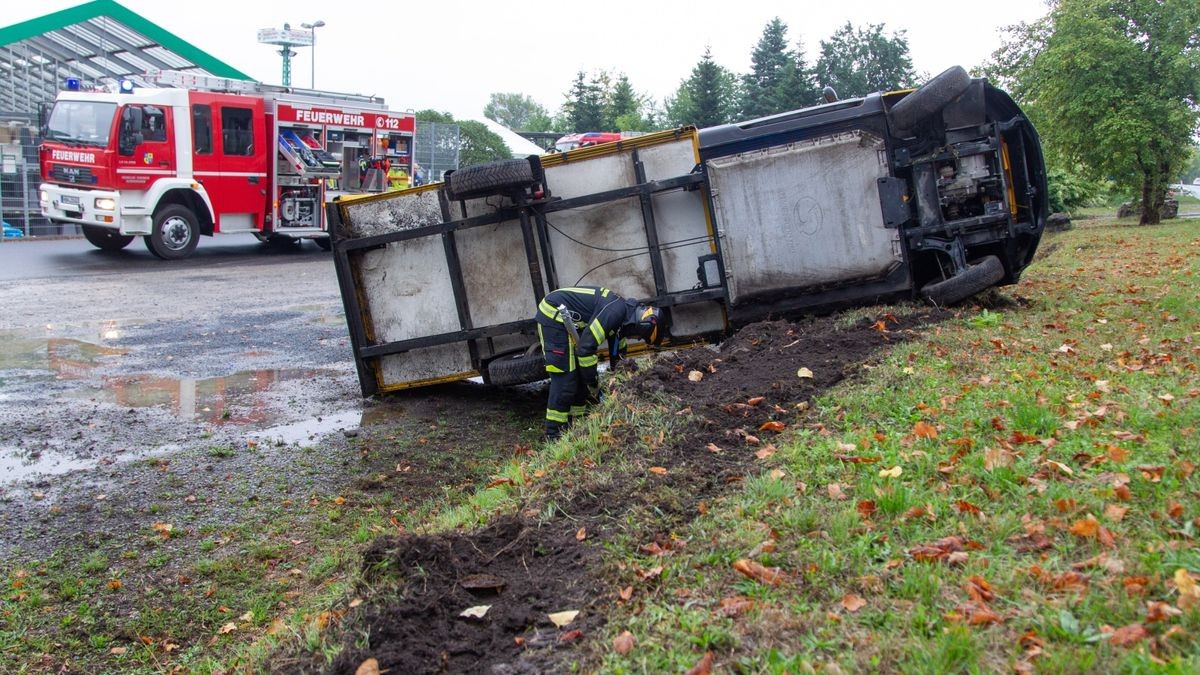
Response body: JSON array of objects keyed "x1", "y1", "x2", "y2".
[
  {"x1": 1109, "y1": 623, "x2": 1150, "y2": 647},
  {"x1": 954, "y1": 500, "x2": 983, "y2": 516},
  {"x1": 827, "y1": 483, "x2": 848, "y2": 500},
  {"x1": 747, "y1": 396, "x2": 766, "y2": 406},
  {"x1": 964, "y1": 575, "x2": 995, "y2": 603},
  {"x1": 958, "y1": 601, "x2": 1002, "y2": 625},
  {"x1": 878, "y1": 465, "x2": 903, "y2": 478},
  {"x1": 648, "y1": 466, "x2": 668, "y2": 476},
  {"x1": 618, "y1": 586, "x2": 634, "y2": 602},
  {"x1": 755, "y1": 444, "x2": 776, "y2": 460},
  {"x1": 706, "y1": 442, "x2": 723, "y2": 454},
  {"x1": 857, "y1": 500, "x2": 878, "y2": 519},
  {"x1": 841, "y1": 593, "x2": 867, "y2": 612},
  {"x1": 685, "y1": 651, "x2": 715, "y2": 675},
  {"x1": 913, "y1": 421, "x2": 938, "y2": 439},
  {"x1": 759, "y1": 420, "x2": 786, "y2": 433},
  {"x1": 355, "y1": 658, "x2": 381, "y2": 675},
  {"x1": 218, "y1": 622, "x2": 237, "y2": 635},
  {"x1": 732, "y1": 558, "x2": 786, "y2": 586},
  {"x1": 1104, "y1": 504, "x2": 1129, "y2": 522},
  {"x1": 796, "y1": 367, "x2": 814, "y2": 379},
  {"x1": 719, "y1": 595, "x2": 756, "y2": 617},
  {"x1": 1146, "y1": 600, "x2": 1183, "y2": 623},
  {"x1": 687, "y1": 370, "x2": 704, "y2": 382},
  {"x1": 1175, "y1": 569, "x2": 1200, "y2": 609},
  {"x1": 612, "y1": 630, "x2": 636, "y2": 656},
  {"x1": 1069, "y1": 515, "x2": 1100, "y2": 539},
  {"x1": 575, "y1": 527, "x2": 587, "y2": 541},
  {"x1": 548, "y1": 610, "x2": 580, "y2": 627}
]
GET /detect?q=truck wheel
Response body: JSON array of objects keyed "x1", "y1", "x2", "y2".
[
  {"x1": 889, "y1": 66, "x2": 971, "y2": 136},
  {"x1": 486, "y1": 348, "x2": 547, "y2": 386},
  {"x1": 445, "y1": 158, "x2": 536, "y2": 201},
  {"x1": 82, "y1": 225, "x2": 134, "y2": 251},
  {"x1": 921, "y1": 255, "x2": 1005, "y2": 306},
  {"x1": 145, "y1": 205, "x2": 199, "y2": 260}
]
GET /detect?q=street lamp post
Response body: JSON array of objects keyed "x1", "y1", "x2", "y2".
[{"x1": 301, "y1": 20, "x2": 325, "y2": 89}]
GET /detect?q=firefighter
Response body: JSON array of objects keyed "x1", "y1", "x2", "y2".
[{"x1": 535, "y1": 286, "x2": 665, "y2": 440}]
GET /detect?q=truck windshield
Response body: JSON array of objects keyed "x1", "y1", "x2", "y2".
[{"x1": 45, "y1": 101, "x2": 117, "y2": 147}]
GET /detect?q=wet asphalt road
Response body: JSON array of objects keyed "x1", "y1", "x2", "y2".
[{"x1": 0, "y1": 235, "x2": 362, "y2": 491}]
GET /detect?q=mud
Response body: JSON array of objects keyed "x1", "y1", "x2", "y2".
[{"x1": 296, "y1": 309, "x2": 945, "y2": 674}]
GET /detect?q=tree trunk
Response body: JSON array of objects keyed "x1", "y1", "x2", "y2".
[{"x1": 1139, "y1": 169, "x2": 1160, "y2": 225}]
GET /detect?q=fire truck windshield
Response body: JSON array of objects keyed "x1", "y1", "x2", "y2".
[{"x1": 45, "y1": 101, "x2": 117, "y2": 147}]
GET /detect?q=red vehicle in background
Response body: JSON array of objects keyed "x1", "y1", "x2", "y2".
[
  {"x1": 552, "y1": 132, "x2": 625, "y2": 153},
  {"x1": 39, "y1": 70, "x2": 414, "y2": 259}
]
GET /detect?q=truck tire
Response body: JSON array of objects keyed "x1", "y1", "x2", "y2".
[
  {"x1": 921, "y1": 255, "x2": 1005, "y2": 306},
  {"x1": 145, "y1": 205, "x2": 199, "y2": 260},
  {"x1": 487, "y1": 349, "x2": 547, "y2": 386},
  {"x1": 82, "y1": 225, "x2": 134, "y2": 251},
  {"x1": 889, "y1": 66, "x2": 971, "y2": 136},
  {"x1": 445, "y1": 158, "x2": 536, "y2": 201}
]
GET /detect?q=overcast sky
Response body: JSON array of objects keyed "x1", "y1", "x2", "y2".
[{"x1": 12, "y1": 0, "x2": 1051, "y2": 121}]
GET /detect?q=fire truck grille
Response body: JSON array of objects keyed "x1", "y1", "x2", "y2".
[{"x1": 50, "y1": 164, "x2": 97, "y2": 185}]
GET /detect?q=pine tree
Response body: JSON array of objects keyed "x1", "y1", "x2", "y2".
[
  {"x1": 740, "y1": 18, "x2": 794, "y2": 119},
  {"x1": 561, "y1": 71, "x2": 607, "y2": 132},
  {"x1": 773, "y1": 39, "x2": 818, "y2": 111},
  {"x1": 667, "y1": 47, "x2": 738, "y2": 128}
]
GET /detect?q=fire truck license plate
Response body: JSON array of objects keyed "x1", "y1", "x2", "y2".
[{"x1": 57, "y1": 195, "x2": 81, "y2": 212}]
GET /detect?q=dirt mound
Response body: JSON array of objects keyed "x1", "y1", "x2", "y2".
[{"x1": 283, "y1": 309, "x2": 943, "y2": 674}]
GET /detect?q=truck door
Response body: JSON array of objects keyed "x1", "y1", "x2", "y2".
[
  {"x1": 114, "y1": 104, "x2": 175, "y2": 189},
  {"x1": 193, "y1": 96, "x2": 267, "y2": 232}
]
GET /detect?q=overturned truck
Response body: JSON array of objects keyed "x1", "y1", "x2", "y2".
[{"x1": 329, "y1": 67, "x2": 1047, "y2": 395}]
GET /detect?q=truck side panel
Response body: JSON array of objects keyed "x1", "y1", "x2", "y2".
[{"x1": 708, "y1": 130, "x2": 901, "y2": 304}]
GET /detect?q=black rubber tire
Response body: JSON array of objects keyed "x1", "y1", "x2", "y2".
[
  {"x1": 314, "y1": 236, "x2": 332, "y2": 251},
  {"x1": 82, "y1": 225, "x2": 134, "y2": 251},
  {"x1": 921, "y1": 255, "x2": 1005, "y2": 306},
  {"x1": 890, "y1": 66, "x2": 971, "y2": 136},
  {"x1": 445, "y1": 158, "x2": 535, "y2": 201},
  {"x1": 144, "y1": 205, "x2": 199, "y2": 260},
  {"x1": 487, "y1": 349, "x2": 547, "y2": 386}
]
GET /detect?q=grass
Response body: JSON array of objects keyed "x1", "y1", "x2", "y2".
[{"x1": 589, "y1": 217, "x2": 1200, "y2": 672}]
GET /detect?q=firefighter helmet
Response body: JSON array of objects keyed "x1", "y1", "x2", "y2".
[{"x1": 633, "y1": 304, "x2": 664, "y2": 346}]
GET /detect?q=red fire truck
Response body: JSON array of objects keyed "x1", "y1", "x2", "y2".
[{"x1": 39, "y1": 70, "x2": 415, "y2": 259}]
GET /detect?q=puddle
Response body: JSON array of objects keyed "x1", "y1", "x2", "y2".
[
  {"x1": 0, "y1": 333, "x2": 127, "y2": 381},
  {"x1": 71, "y1": 368, "x2": 336, "y2": 425},
  {"x1": 1, "y1": 446, "x2": 96, "y2": 483},
  {"x1": 250, "y1": 410, "x2": 364, "y2": 447}
]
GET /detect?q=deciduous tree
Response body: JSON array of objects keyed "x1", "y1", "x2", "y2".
[{"x1": 483, "y1": 93, "x2": 553, "y2": 132}]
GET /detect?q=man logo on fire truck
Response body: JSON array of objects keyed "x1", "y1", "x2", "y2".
[{"x1": 39, "y1": 70, "x2": 415, "y2": 260}]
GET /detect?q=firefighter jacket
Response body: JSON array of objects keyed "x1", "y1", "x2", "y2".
[{"x1": 536, "y1": 286, "x2": 632, "y2": 367}]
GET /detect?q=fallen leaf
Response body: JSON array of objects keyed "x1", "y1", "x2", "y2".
[
  {"x1": 732, "y1": 558, "x2": 786, "y2": 586},
  {"x1": 954, "y1": 500, "x2": 983, "y2": 516},
  {"x1": 1146, "y1": 601, "x2": 1183, "y2": 623},
  {"x1": 688, "y1": 370, "x2": 704, "y2": 382},
  {"x1": 913, "y1": 421, "x2": 938, "y2": 439},
  {"x1": 719, "y1": 595, "x2": 756, "y2": 617},
  {"x1": 1175, "y1": 569, "x2": 1200, "y2": 609},
  {"x1": 355, "y1": 658, "x2": 381, "y2": 675},
  {"x1": 548, "y1": 610, "x2": 580, "y2": 627},
  {"x1": 796, "y1": 367, "x2": 814, "y2": 379},
  {"x1": 841, "y1": 593, "x2": 867, "y2": 612},
  {"x1": 460, "y1": 605, "x2": 491, "y2": 620},
  {"x1": 747, "y1": 396, "x2": 765, "y2": 406},
  {"x1": 110, "y1": 647, "x2": 127, "y2": 655},
  {"x1": 559, "y1": 629, "x2": 584, "y2": 642},
  {"x1": 827, "y1": 483, "x2": 848, "y2": 500},
  {"x1": 1104, "y1": 504, "x2": 1129, "y2": 522},
  {"x1": 239, "y1": 611, "x2": 254, "y2": 622},
  {"x1": 619, "y1": 586, "x2": 634, "y2": 601},
  {"x1": 964, "y1": 575, "x2": 996, "y2": 603},
  {"x1": 857, "y1": 500, "x2": 878, "y2": 519},
  {"x1": 878, "y1": 465, "x2": 903, "y2": 478},
  {"x1": 613, "y1": 630, "x2": 636, "y2": 656},
  {"x1": 685, "y1": 651, "x2": 715, "y2": 675},
  {"x1": 1138, "y1": 465, "x2": 1165, "y2": 482},
  {"x1": 1069, "y1": 515, "x2": 1100, "y2": 539},
  {"x1": 706, "y1": 442, "x2": 723, "y2": 454},
  {"x1": 218, "y1": 622, "x2": 237, "y2": 635},
  {"x1": 648, "y1": 466, "x2": 668, "y2": 476},
  {"x1": 107, "y1": 580, "x2": 122, "y2": 591},
  {"x1": 759, "y1": 421, "x2": 786, "y2": 433},
  {"x1": 1109, "y1": 623, "x2": 1149, "y2": 647},
  {"x1": 958, "y1": 601, "x2": 1002, "y2": 625},
  {"x1": 754, "y1": 444, "x2": 776, "y2": 460},
  {"x1": 576, "y1": 527, "x2": 587, "y2": 541}
]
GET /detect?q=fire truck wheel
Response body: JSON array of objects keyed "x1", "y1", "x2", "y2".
[
  {"x1": 145, "y1": 205, "x2": 199, "y2": 260},
  {"x1": 444, "y1": 158, "x2": 536, "y2": 201},
  {"x1": 82, "y1": 225, "x2": 135, "y2": 251},
  {"x1": 486, "y1": 348, "x2": 547, "y2": 386},
  {"x1": 314, "y1": 236, "x2": 332, "y2": 251},
  {"x1": 889, "y1": 65, "x2": 971, "y2": 137}
]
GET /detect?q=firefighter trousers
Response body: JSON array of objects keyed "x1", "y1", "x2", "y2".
[{"x1": 538, "y1": 323, "x2": 599, "y2": 439}]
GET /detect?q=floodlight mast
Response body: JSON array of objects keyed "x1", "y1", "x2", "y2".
[{"x1": 256, "y1": 23, "x2": 313, "y2": 87}]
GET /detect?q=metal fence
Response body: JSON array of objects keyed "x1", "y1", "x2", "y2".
[
  {"x1": 413, "y1": 121, "x2": 460, "y2": 184},
  {"x1": 1, "y1": 138, "x2": 59, "y2": 238}
]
